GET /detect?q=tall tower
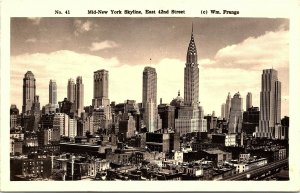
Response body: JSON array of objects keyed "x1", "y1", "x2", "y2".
[
  {"x1": 22, "y1": 71, "x2": 36, "y2": 115},
  {"x1": 175, "y1": 25, "x2": 207, "y2": 136},
  {"x1": 257, "y1": 69, "x2": 281, "y2": 138},
  {"x1": 67, "y1": 78, "x2": 75, "y2": 103},
  {"x1": 246, "y1": 92, "x2": 252, "y2": 111},
  {"x1": 92, "y1": 70, "x2": 110, "y2": 108},
  {"x1": 75, "y1": 76, "x2": 84, "y2": 116},
  {"x1": 49, "y1": 79, "x2": 57, "y2": 105},
  {"x1": 142, "y1": 66, "x2": 158, "y2": 132},
  {"x1": 221, "y1": 103, "x2": 226, "y2": 119},
  {"x1": 184, "y1": 26, "x2": 199, "y2": 107},
  {"x1": 92, "y1": 70, "x2": 111, "y2": 121},
  {"x1": 225, "y1": 92, "x2": 231, "y2": 120},
  {"x1": 142, "y1": 67, "x2": 157, "y2": 107},
  {"x1": 228, "y1": 92, "x2": 243, "y2": 134}
]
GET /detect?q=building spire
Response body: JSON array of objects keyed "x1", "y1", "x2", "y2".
[{"x1": 186, "y1": 23, "x2": 197, "y2": 64}]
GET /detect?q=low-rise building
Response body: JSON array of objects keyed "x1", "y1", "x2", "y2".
[
  {"x1": 88, "y1": 159, "x2": 110, "y2": 177},
  {"x1": 10, "y1": 155, "x2": 52, "y2": 180},
  {"x1": 145, "y1": 132, "x2": 180, "y2": 153},
  {"x1": 212, "y1": 133, "x2": 236, "y2": 146},
  {"x1": 235, "y1": 158, "x2": 268, "y2": 173}
]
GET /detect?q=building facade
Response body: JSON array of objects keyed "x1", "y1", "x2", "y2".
[
  {"x1": 225, "y1": 92, "x2": 231, "y2": 121},
  {"x1": 142, "y1": 67, "x2": 159, "y2": 132},
  {"x1": 228, "y1": 92, "x2": 243, "y2": 134},
  {"x1": 174, "y1": 27, "x2": 208, "y2": 136},
  {"x1": 49, "y1": 79, "x2": 57, "y2": 105},
  {"x1": 221, "y1": 103, "x2": 226, "y2": 119},
  {"x1": 53, "y1": 113, "x2": 69, "y2": 136},
  {"x1": 246, "y1": 92, "x2": 252, "y2": 111},
  {"x1": 242, "y1": 107, "x2": 259, "y2": 135},
  {"x1": 184, "y1": 27, "x2": 199, "y2": 107},
  {"x1": 142, "y1": 67, "x2": 157, "y2": 106},
  {"x1": 22, "y1": 71, "x2": 36, "y2": 115},
  {"x1": 257, "y1": 69, "x2": 281, "y2": 138},
  {"x1": 75, "y1": 76, "x2": 84, "y2": 117},
  {"x1": 67, "y1": 78, "x2": 76, "y2": 104},
  {"x1": 92, "y1": 70, "x2": 112, "y2": 126},
  {"x1": 119, "y1": 113, "x2": 136, "y2": 139}
]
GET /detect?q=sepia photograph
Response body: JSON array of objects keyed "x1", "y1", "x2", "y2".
[
  {"x1": 1, "y1": 0, "x2": 300, "y2": 192},
  {"x1": 9, "y1": 17, "x2": 289, "y2": 181}
]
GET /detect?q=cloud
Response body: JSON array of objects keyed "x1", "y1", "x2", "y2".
[
  {"x1": 25, "y1": 38, "x2": 37, "y2": 43},
  {"x1": 11, "y1": 50, "x2": 120, "y2": 109},
  {"x1": 9, "y1": 52, "x2": 267, "y2": 117},
  {"x1": 11, "y1": 27, "x2": 289, "y2": 118},
  {"x1": 89, "y1": 40, "x2": 119, "y2": 51},
  {"x1": 74, "y1": 20, "x2": 94, "y2": 36},
  {"x1": 203, "y1": 29, "x2": 289, "y2": 70},
  {"x1": 27, "y1": 17, "x2": 42, "y2": 25}
]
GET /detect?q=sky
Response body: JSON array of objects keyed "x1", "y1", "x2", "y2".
[{"x1": 10, "y1": 17, "x2": 289, "y2": 117}]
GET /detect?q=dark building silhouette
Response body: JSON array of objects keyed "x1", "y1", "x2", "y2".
[
  {"x1": 10, "y1": 104, "x2": 20, "y2": 129},
  {"x1": 204, "y1": 115, "x2": 217, "y2": 133},
  {"x1": 158, "y1": 104, "x2": 175, "y2": 130},
  {"x1": 22, "y1": 71, "x2": 36, "y2": 115},
  {"x1": 40, "y1": 114, "x2": 55, "y2": 129},
  {"x1": 170, "y1": 91, "x2": 184, "y2": 120},
  {"x1": 58, "y1": 98, "x2": 75, "y2": 118},
  {"x1": 145, "y1": 132, "x2": 180, "y2": 153},
  {"x1": 10, "y1": 156, "x2": 52, "y2": 181},
  {"x1": 242, "y1": 107, "x2": 259, "y2": 135},
  {"x1": 119, "y1": 113, "x2": 136, "y2": 139}
]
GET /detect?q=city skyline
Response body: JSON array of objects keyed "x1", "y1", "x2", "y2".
[
  {"x1": 11, "y1": 17, "x2": 289, "y2": 117},
  {"x1": 9, "y1": 17, "x2": 290, "y2": 183}
]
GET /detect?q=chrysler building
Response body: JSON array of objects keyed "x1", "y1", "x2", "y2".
[
  {"x1": 175, "y1": 25, "x2": 207, "y2": 136},
  {"x1": 184, "y1": 25, "x2": 199, "y2": 107}
]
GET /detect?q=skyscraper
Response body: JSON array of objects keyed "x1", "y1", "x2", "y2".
[
  {"x1": 175, "y1": 26, "x2": 207, "y2": 136},
  {"x1": 228, "y1": 92, "x2": 243, "y2": 134},
  {"x1": 75, "y1": 76, "x2": 84, "y2": 116},
  {"x1": 22, "y1": 71, "x2": 36, "y2": 115},
  {"x1": 10, "y1": 104, "x2": 19, "y2": 129},
  {"x1": 142, "y1": 67, "x2": 157, "y2": 106},
  {"x1": 92, "y1": 70, "x2": 110, "y2": 108},
  {"x1": 257, "y1": 69, "x2": 281, "y2": 138},
  {"x1": 142, "y1": 66, "x2": 159, "y2": 132},
  {"x1": 221, "y1": 103, "x2": 226, "y2": 119},
  {"x1": 49, "y1": 79, "x2": 57, "y2": 105},
  {"x1": 92, "y1": 69, "x2": 112, "y2": 124},
  {"x1": 246, "y1": 92, "x2": 252, "y2": 111},
  {"x1": 184, "y1": 26, "x2": 199, "y2": 107},
  {"x1": 225, "y1": 92, "x2": 231, "y2": 120},
  {"x1": 67, "y1": 78, "x2": 76, "y2": 104}
]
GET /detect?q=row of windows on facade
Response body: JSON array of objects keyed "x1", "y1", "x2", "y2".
[
  {"x1": 24, "y1": 161, "x2": 44, "y2": 165},
  {"x1": 23, "y1": 169, "x2": 44, "y2": 173}
]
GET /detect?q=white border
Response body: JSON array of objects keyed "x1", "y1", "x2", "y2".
[{"x1": 1, "y1": 0, "x2": 300, "y2": 191}]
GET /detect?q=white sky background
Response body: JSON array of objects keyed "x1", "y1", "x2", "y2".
[{"x1": 10, "y1": 17, "x2": 289, "y2": 117}]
